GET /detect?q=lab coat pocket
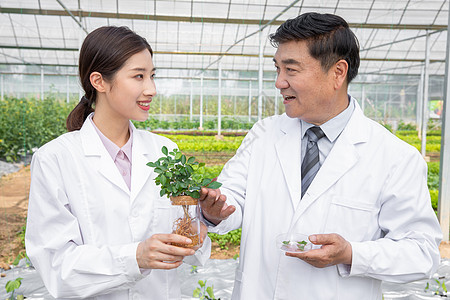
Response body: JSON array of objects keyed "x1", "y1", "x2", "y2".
[
  {"x1": 152, "y1": 197, "x2": 173, "y2": 234},
  {"x1": 324, "y1": 196, "x2": 374, "y2": 241}
]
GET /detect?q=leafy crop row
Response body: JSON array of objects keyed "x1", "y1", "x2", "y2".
[
  {"x1": 133, "y1": 117, "x2": 254, "y2": 131},
  {"x1": 160, "y1": 134, "x2": 244, "y2": 152}
]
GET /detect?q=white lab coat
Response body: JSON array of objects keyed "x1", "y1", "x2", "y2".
[
  {"x1": 212, "y1": 100, "x2": 442, "y2": 300},
  {"x1": 25, "y1": 117, "x2": 210, "y2": 299}
]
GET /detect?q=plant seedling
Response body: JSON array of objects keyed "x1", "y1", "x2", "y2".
[
  {"x1": 147, "y1": 147, "x2": 222, "y2": 198},
  {"x1": 281, "y1": 240, "x2": 309, "y2": 252},
  {"x1": 297, "y1": 240, "x2": 307, "y2": 251},
  {"x1": 5, "y1": 277, "x2": 24, "y2": 300},
  {"x1": 147, "y1": 146, "x2": 222, "y2": 247},
  {"x1": 193, "y1": 280, "x2": 221, "y2": 300}
]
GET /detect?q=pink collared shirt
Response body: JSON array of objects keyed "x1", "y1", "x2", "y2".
[{"x1": 90, "y1": 116, "x2": 133, "y2": 190}]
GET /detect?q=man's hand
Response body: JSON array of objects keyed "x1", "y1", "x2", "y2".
[
  {"x1": 136, "y1": 234, "x2": 195, "y2": 270},
  {"x1": 286, "y1": 233, "x2": 352, "y2": 268},
  {"x1": 198, "y1": 187, "x2": 235, "y2": 226}
]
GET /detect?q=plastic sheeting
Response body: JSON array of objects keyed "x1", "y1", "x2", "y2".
[{"x1": 1, "y1": 258, "x2": 450, "y2": 299}]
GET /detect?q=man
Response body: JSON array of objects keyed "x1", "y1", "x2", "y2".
[{"x1": 199, "y1": 12, "x2": 442, "y2": 300}]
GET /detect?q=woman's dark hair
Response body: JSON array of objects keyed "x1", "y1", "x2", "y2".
[
  {"x1": 66, "y1": 26, "x2": 153, "y2": 131},
  {"x1": 269, "y1": 12, "x2": 360, "y2": 84}
]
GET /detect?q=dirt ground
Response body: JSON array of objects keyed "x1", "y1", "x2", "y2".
[
  {"x1": 0, "y1": 166, "x2": 447, "y2": 268},
  {"x1": 0, "y1": 166, "x2": 238, "y2": 267}
]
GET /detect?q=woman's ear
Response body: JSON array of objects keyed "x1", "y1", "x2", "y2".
[
  {"x1": 334, "y1": 60, "x2": 348, "y2": 90},
  {"x1": 90, "y1": 72, "x2": 107, "y2": 93}
]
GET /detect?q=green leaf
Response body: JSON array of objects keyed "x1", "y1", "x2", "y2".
[
  {"x1": 146, "y1": 162, "x2": 156, "y2": 167},
  {"x1": 188, "y1": 190, "x2": 200, "y2": 199},
  {"x1": 5, "y1": 278, "x2": 22, "y2": 293},
  {"x1": 193, "y1": 288, "x2": 201, "y2": 298},
  {"x1": 162, "y1": 146, "x2": 168, "y2": 156},
  {"x1": 206, "y1": 286, "x2": 215, "y2": 298},
  {"x1": 202, "y1": 178, "x2": 212, "y2": 186},
  {"x1": 181, "y1": 155, "x2": 186, "y2": 165},
  {"x1": 160, "y1": 189, "x2": 166, "y2": 197},
  {"x1": 160, "y1": 175, "x2": 167, "y2": 185},
  {"x1": 198, "y1": 280, "x2": 206, "y2": 288},
  {"x1": 199, "y1": 162, "x2": 205, "y2": 167},
  {"x1": 207, "y1": 181, "x2": 222, "y2": 189},
  {"x1": 12, "y1": 253, "x2": 21, "y2": 266},
  {"x1": 187, "y1": 157, "x2": 196, "y2": 164},
  {"x1": 175, "y1": 151, "x2": 182, "y2": 160}
]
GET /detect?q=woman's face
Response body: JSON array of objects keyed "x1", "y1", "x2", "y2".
[{"x1": 101, "y1": 49, "x2": 156, "y2": 123}]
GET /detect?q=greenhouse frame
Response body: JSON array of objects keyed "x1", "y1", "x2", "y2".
[{"x1": 0, "y1": 0, "x2": 450, "y2": 239}]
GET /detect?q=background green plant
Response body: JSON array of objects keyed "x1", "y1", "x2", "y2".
[
  {"x1": 193, "y1": 280, "x2": 220, "y2": 300},
  {"x1": 5, "y1": 277, "x2": 24, "y2": 300},
  {"x1": 0, "y1": 97, "x2": 74, "y2": 161}
]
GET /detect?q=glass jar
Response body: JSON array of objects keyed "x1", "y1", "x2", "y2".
[{"x1": 170, "y1": 195, "x2": 201, "y2": 248}]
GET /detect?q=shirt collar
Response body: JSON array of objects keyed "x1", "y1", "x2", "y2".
[
  {"x1": 89, "y1": 115, "x2": 133, "y2": 161},
  {"x1": 301, "y1": 95, "x2": 355, "y2": 142}
]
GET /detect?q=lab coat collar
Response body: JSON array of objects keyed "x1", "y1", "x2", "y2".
[
  {"x1": 80, "y1": 114, "x2": 155, "y2": 201},
  {"x1": 288, "y1": 99, "x2": 370, "y2": 228},
  {"x1": 275, "y1": 114, "x2": 302, "y2": 210},
  {"x1": 129, "y1": 128, "x2": 155, "y2": 203}
]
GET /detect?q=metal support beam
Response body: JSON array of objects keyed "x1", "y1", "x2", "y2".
[
  {"x1": 66, "y1": 75, "x2": 69, "y2": 103},
  {"x1": 421, "y1": 32, "x2": 430, "y2": 157},
  {"x1": 1, "y1": 7, "x2": 446, "y2": 30},
  {"x1": 248, "y1": 81, "x2": 252, "y2": 123},
  {"x1": 55, "y1": 0, "x2": 88, "y2": 34},
  {"x1": 189, "y1": 79, "x2": 193, "y2": 122},
  {"x1": 258, "y1": 29, "x2": 264, "y2": 121},
  {"x1": 417, "y1": 66, "x2": 425, "y2": 137},
  {"x1": 218, "y1": 62, "x2": 222, "y2": 137},
  {"x1": 40, "y1": 67, "x2": 44, "y2": 100},
  {"x1": 438, "y1": 7, "x2": 450, "y2": 241},
  {"x1": 199, "y1": 74, "x2": 204, "y2": 130}
]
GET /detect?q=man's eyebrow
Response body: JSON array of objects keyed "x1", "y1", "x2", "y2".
[
  {"x1": 281, "y1": 58, "x2": 301, "y2": 65},
  {"x1": 273, "y1": 58, "x2": 301, "y2": 66}
]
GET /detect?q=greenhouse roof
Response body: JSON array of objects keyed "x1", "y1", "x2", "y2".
[{"x1": 0, "y1": 0, "x2": 448, "y2": 77}]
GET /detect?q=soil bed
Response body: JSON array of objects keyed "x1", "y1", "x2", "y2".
[{"x1": 0, "y1": 165, "x2": 447, "y2": 267}]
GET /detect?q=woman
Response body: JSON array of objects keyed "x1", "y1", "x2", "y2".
[{"x1": 25, "y1": 26, "x2": 210, "y2": 299}]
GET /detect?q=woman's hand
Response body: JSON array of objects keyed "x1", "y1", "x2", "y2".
[
  {"x1": 192, "y1": 222, "x2": 208, "y2": 251},
  {"x1": 136, "y1": 233, "x2": 195, "y2": 270}
]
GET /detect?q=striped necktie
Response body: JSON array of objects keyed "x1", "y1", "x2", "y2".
[{"x1": 301, "y1": 126, "x2": 325, "y2": 198}]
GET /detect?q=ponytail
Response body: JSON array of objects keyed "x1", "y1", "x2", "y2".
[{"x1": 66, "y1": 96, "x2": 94, "y2": 131}]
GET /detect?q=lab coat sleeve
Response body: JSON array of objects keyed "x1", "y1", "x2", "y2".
[
  {"x1": 207, "y1": 124, "x2": 260, "y2": 234},
  {"x1": 341, "y1": 149, "x2": 442, "y2": 283},
  {"x1": 183, "y1": 236, "x2": 211, "y2": 266},
  {"x1": 25, "y1": 150, "x2": 145, "y2": 298}
]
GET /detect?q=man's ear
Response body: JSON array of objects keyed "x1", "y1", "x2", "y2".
[
  {"x1": 333, "y1": 60, "x2": 348, "y2": 90},
  {"x1": 89, "y1": 72, "x2": 107, "y2": 93}
]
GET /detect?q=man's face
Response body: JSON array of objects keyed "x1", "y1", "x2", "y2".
[{"x1": 273, "y1": 40, "x2": 343, "y2": 125}]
